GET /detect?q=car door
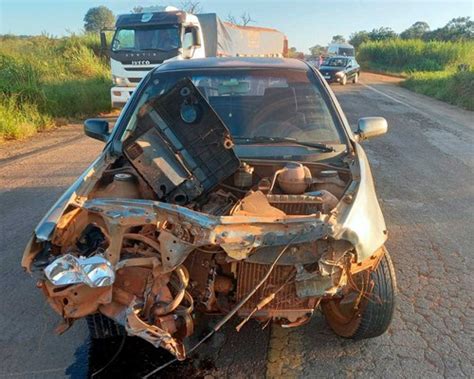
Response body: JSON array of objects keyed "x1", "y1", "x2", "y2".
[
  {"x1": 346, "y1": 59, "x2": 355, "y2": 78},
  {"x1": 353, "y1": 58, "x2": 360, "y2": 74}
]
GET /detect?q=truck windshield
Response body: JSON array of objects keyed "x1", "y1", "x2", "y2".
[
  {"x1": 339, "y1": 47, "x2": 355, "y2": 56},
  {"x1": 121, "y1": 68, "x2": 345, "y2": 151},
  {"x1": 112, "y1": 26, "x2": 180, "y2": 52}
]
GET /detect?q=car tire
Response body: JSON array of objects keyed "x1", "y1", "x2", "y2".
[
  {"x1": 340, "y1": 75, "x2": 347, "y2": 86},
  {"x1": 321, "y1": 247, "x2": 396, "y2": 339},
  {"x1": 353, "y1": 73, "x2": 359, "y2": 84},
  {"x1": 86, "y1": 313, "x2": 126, "y2": 339}
]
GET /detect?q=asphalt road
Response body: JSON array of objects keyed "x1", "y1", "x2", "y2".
[{"x1": 0, "y1": 73, "x2": 472, "y2": 378}]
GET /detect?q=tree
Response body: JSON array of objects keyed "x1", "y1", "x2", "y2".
[
  {"x1": 180, "y1": 0, "x2": 202, "y2": 13},
  {"x1": 226, "y1": 12, "x2": 255, "y2": 26},
  {"x1": 349, "y1": 31, "x2": 370, "y2": 48},
  {"x1": 131, "y1": 6, "x2": 144, "y2": 13},
  {"x1": 288, "y1": 46, "x2": 304, "y2": 59},
  {"x1": 400, "y1": 21, "x2": 430, "y2": 40},
  {"x1": 84, "y1": 6, "x2": 115, "y2": 33},
  {"x1": 368, "y1": 27, "x2": 398, "y2": 41},
  {"x1": 331, "y1": 35, "x2": 346, "y2": 43},
  {"x1": 309, "y1": 44, "x2": 326, "y2": 57},
  {"x1": 423, "y1": 17, "x2": 473, "y2": 41}
]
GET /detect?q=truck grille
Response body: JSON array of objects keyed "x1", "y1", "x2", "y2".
[{"x1": 124, "y1": 66, "x2": 154, "y2": 72}]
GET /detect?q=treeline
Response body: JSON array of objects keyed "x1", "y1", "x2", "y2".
[
  {"x1": 349, "y1": 17, "x2": 473, "y2": 48},
  {"x1": 0, "y1": 34, "x2": 111, "y2": 140}
]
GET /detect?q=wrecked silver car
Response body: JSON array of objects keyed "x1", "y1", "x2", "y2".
[{"x1": 22, "y1": 58, "x2": 396, "y2": 363}]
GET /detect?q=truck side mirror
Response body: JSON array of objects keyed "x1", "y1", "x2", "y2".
[
  {"x1": 182, "y1": 32, "x2": 195, "y2": 59},
  {"x1": 84, "y1": 119, "x2": 110, "y2": 142},
  {"x1": 356, "y1": 117, "x2": 388, "y2": 141},
  {"x1": 100, "y1": 31, "x2": 108, "y2": 51}
]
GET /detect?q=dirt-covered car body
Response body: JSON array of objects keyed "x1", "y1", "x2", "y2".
[{"x1": 22, "y1": 58, "x2": 391, "y2": 361}]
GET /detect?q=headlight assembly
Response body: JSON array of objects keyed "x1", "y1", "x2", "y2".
[{"x1": 112, "y1": 75, "x2": 128, "y2": 86}]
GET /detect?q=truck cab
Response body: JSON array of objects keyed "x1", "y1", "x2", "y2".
[
  {"x1": 327, "y1": 43, "x2": 355, "y2": 57},
  {"x1": 107, "y1": 8, "x2": 205, "y2": 108}
]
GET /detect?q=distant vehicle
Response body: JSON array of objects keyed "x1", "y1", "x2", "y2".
[
  {"x1": 102, "y1": 6, "x2": 288, "y2": 108},
  {"x1": 319, "y1": 56, "x2": 360, "y2": 85},
  {"x1": 327, "y1": 42, "x2": 355, "y2": 57}
]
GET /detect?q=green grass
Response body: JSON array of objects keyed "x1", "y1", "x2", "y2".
[
  {"x1": 401, "y1": 70, "x2": 474, "y2": 110},
  {"x1": 357, "y1": 39, "x2": 474, "y2": 73},
  {"x1": 0, "y1": 34, "x2": 111, "y2": 141},
  {"x1": 357, "y1": 39, "x2": 474, "y2": 110}
]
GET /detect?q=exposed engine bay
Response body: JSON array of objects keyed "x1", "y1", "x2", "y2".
[{"x1": 22, "y1": 78, "x2": 385, "y2": 361}]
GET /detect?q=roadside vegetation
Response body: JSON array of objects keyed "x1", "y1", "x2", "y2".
[
  {"x1": 335, "y1": 17, "x2": 474, "y2": 110},
  {"x1": 357, "y1": 39, "x2": 474, "y2": 110},
  {"x1": 0, "y1": 34, "x2": 111, "y2": 141}
]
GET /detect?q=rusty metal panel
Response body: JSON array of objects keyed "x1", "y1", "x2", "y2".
[{"x1": 236, "y1": 262, "x2": 313, "y2": 317}]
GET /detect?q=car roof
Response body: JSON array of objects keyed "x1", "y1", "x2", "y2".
[
  {"x1": 327, "y1": 56, "x2": 351, "y2": 59},
  {"x1": 154, "y1": 57, "x2": 310, "y2": 73}
]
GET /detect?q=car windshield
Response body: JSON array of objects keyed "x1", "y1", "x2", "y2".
[
  {"x1": 121, "y1": 68, "x2": 345, "y2": 153},
  {"x1": 112, "y1": 26, "x2": 180, "y2": 52},
  {"x1": 325, "y1": 58, "x2": 348, "y2": 67}
]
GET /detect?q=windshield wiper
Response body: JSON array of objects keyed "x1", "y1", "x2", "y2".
[{"x1": 233, "y1": 136, "x2": 335, "y2": 152}]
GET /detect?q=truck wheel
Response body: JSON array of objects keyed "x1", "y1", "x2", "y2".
[
  {"x1": 86, "y1": 313, "x2": 126, "y2": 339},
  {"x1": 353, "y1": 73, "x2": 359, "y2": 83},
  {"x1": 340, "y1": 75, "x2": 347, "y2": 86},
  {"x1": 321, "y1": 248, "x2": 396, "y2": 339}
]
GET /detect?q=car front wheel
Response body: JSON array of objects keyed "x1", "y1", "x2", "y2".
[{"x1": 321, "y1": 247, "x2": 396, "y2": 339}]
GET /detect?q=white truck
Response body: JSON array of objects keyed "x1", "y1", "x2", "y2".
[
  {"x1": 102, "y1": 7, "x2": 288, "y2": 108},
  {"x1": 327, "y1": 42, "x2": 355, "y2": 57}
]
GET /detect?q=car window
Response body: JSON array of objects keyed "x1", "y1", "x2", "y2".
[
  {"x1": 326, "y1": 58, "x2": 348, "y2": 67},
  {"x1": 122, "y1": 68, "x2": 346, "y2": 147}
]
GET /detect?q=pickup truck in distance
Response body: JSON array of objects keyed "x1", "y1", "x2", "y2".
[
  {"x1": 22, "y1": 58, "x2": 395, "y2": 369},
  {"x1": 319, "y1": 56, "x2": 361, "y2": 85}
]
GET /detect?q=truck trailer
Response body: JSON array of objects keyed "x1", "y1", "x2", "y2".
[{"x1": 103, "y1": 7, "x2": 288, "y2": 108}]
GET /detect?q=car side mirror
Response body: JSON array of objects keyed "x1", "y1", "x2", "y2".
[
  {"x1": 356, "y1": 117, "x2": 388, "y2": 141},
  {"x1": 84, "y1": 119, "x2": 110, "y2": 142},
  {"x1": 100, "y1": 31, "x2": 108, "y2": 51}
]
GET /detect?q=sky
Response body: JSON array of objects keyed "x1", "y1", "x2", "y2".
[{"x1": 0, "y1": 0, "x2": 472, "y2": 52}]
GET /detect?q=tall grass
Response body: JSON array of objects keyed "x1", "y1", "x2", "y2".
[
  {"x1": 357, "y1": 39, "x2": 474, "y2": 73},
  {"x1": 357, "y1": 39, "x2": 474, "y2": 110},
  {"x1": 0, "y1": 34, "x2": 111, "y2": 141},
  {"x1": 402, "y1": 70, "x2": 474, "y2": 110}
]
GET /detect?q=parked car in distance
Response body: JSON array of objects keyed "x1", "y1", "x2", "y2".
[{"x1": 319, "y1": 56, "x2": 360, "y2": 85}]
